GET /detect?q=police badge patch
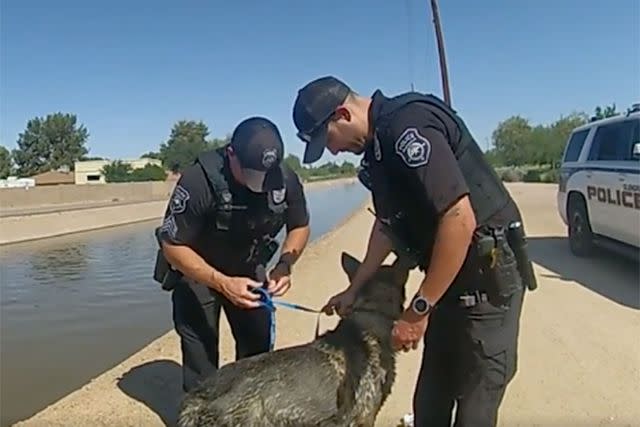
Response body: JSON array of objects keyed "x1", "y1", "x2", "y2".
[
  {"x1": 169, "y1": 185, "x2": 190, "y2": 214},
  {"x1": 271, "y1": 188, "x2": 286, "y2": 204},
  {"x1": 262, "y1": 148, "x2": 278, "y2": 169},
  {"x1": 394, "y1": 127, "x2": 431, "y2": 168}
]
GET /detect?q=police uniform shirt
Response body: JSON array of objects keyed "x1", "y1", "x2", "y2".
[
  {"x1": 158, "y1": 154, "x2": 309, "y2": 273},
  {"x1": 365, "y1": 90, "x2": 471, "y2": 256}
]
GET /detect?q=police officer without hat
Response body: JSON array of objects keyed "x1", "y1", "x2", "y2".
[
  {"x1": 292, "y1": 76, "x2": 537, "y2": 427},
  {"x1": 155, "y1": 116, "x2": 311, "y2": 393}
]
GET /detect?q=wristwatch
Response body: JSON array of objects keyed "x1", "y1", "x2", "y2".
[{"x1": 411, "y1": 293, "x2": 433, "y2": 316}]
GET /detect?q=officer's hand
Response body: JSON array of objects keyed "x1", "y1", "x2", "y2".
[
  {"x1": 267, "y1": 262, "x2": 291, "y2": 297},
  {"x1": 321, "y1": 288, "x2": 357, "y2": 317},
  {"x1": 219, "y1": 276, "x2": 262, "y2": 309},
  {"x1": 267, "y1": 275, "x2": 291, "y2": 297},
  {"x1": 392, "y1": 309, "x2": 429, "y2": 352}
]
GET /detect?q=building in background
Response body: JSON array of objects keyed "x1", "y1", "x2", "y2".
[
  {"x1": 1, "y1": 166, "x2": 74, "y2": 188},
  {"x1": 74, "y1": 158, "x2": 162, "y2": 184},
  {"x1": 30, "y1": 170, "x2": 75, "y2": 186},
  {"x1": 0, "y1": 176, "x2": 36, "y2": 188}
]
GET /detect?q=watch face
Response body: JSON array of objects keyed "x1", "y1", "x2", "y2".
[{"x1": 413, "y1": 297, "x2": 429, "y2": 314}]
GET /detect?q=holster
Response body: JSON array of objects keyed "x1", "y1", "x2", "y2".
[
  {"x1": 153, "y1": 248, "x2": 169, "y2": 284},
  {"x1": 153, "y1": 249, "x2": 182, "y2": 291},
  {"x1": 506, "y1": 222, "x2": 538, "y2": 291},
  {"x1": 474, "y1": 226, "x2": 523, "y2": 303},
  {"x1": 152, "y1": 226, "x2": 182, "y2": 292}
]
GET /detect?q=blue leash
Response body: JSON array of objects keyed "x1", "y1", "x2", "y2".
[{"x1": 252, "y1": 286, "x2": 322, "y2": 351}]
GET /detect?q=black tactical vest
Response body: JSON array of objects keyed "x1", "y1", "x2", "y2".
[
  {"x1": 372, "y1": 92, "x2": 512, "y2": 229},
  {"x1": 194, "y1": 148, "x2": 289, "y2": 244}
]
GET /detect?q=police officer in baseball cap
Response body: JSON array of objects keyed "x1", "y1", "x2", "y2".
[
  {"x1": 292, "y1": 75, "x2": 536, "y2": 427},
  {"x1": 155, "y1": 116, "x2": 311, "y2": 393}
]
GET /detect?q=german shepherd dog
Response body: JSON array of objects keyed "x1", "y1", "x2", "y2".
[{"x1": 176, "y1": 251, "x2": 411, "y2": 427}]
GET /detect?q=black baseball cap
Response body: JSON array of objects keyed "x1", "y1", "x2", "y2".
[
  {"x1": 230, "y1": 116, "x2": 284, "y2": 193},
  {"x1": 293, "y1": 76, "x2": 351, "y2": 164}
]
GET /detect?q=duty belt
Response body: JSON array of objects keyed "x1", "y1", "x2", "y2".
[{"x1": 458, "y1": 290, "x2": 489, "y2": 307}]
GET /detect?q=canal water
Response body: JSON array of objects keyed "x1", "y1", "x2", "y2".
[{"x1": 0, "y1": 180, "x2": 368, "y2": 426}]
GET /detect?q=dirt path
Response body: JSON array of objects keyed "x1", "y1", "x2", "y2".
[{"x1": 12, "y1": 183, "x2": 640, "y2": 426}]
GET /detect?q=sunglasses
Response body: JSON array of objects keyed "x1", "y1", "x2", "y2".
[{"x1": 296, "y1": 110, "x2": 336, "y2": 143}]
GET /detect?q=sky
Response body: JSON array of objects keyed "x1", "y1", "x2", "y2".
[{"x1": 1, "y1": 0, "x2": 638, "y2": 166}]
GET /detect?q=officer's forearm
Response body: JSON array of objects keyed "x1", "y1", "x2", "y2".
[
  {"x1": 419, "y1": 195, "x2": 476, "y2": 303},
  {"x1": 161, "y1": 241, "x2": 227, "y2": 291},
  {"x1": 279, "y1": 224, "x2": 310, "y2": 268},
  {"x1": 350, "y1": 218, "x2": 393, "y2": 292}
]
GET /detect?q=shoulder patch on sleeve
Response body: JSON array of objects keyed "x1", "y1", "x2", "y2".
[
  {"x1": 160, "y1": 215, "x2": 178, "y2": 238},
  {"x1": 169, "y1": 184, "x2": 190, "y2": 214},
  {"x1": 394, "y1": 127, "x2": 431, "y2": 168}
]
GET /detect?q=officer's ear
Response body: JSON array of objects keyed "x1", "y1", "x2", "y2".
[{"x1": 334, "y1": 106, "x2": 351, "y2": 122}]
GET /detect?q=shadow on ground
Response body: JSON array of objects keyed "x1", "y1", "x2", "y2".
[
  {"x1": 117, "y1": 359, "x2": 183, "y2": 427},
  {"x1": 528, "y1": 236, "x2": 639, "y2": 309}
]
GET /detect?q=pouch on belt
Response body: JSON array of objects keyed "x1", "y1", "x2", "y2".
[{"x1": 475, "y1": 228, "x2": 523, "y2": 303}]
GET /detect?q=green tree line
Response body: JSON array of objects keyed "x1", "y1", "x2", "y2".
[
  {"x1": 0, "y1": 115, "x2": 357, "y2": 182},
  {"x1": 484, "y1": 103, "x2": 631, "y2": 183},
  {"x1": 1, "y1": 103, "x2": 630, "y2": 183}
]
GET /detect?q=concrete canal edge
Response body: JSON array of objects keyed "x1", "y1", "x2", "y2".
[{"x1": 0, "y1": 177, "x2": 359, "y2": 246}]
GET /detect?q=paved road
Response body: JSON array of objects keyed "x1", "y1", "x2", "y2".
[{"x1": 13, "y1": 183, "x2": 640, "y2": 427}]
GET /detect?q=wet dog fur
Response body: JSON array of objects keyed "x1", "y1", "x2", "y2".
[{"x1": 176, "y1": 251, "x2": 411, "y2": 427}]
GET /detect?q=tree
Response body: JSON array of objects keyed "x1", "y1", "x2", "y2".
[
  {"x1": 102, "y1": 161, "x2": 133, "y2": 182},
  {"x1": 592, "y1": 103, "x2": 618, "y2": 120},
  {"x1": 0, "y1": 146, "x2": 12, "y2": 179},
  {"x1": 283, "y1": 154, "x2": 303, "y2": 172},
  {"x1": 339, "y1": 161, "x2": 356, "y2": 175},
  {"x1": 129, "y1": 164, "x2": 167, "y2": 181},
  {"x1": 12, "y1": 112, "x2": 89, "y2": 176},
  {"x1": 208, "y1": 135, "x2": 231, "y2": 150},
  {"x1": 490, "y1": 116, "x2": 534, "y2": 166},
  {"x1": 489, "y1": 110, "x2": 588, "y2": 169},
  {"x1": 141, "y1": 151, "x2": 161, "y2": 160},
  {"x1": 159, "y1": 120, "x2": 210, "y2": 173},
  {"x1": 102, "y1": 161, "x2": 167, "y2": 183},
  {"x1": 482, "y1": 148, "x2": 503, "y2": 167},
  {"x1": 544, "y1": 113, "x2": 588, "y2": 167}
]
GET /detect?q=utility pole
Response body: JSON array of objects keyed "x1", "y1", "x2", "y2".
[{"x1": 429, "y1": 0, "x2": 451, "y2": 106}]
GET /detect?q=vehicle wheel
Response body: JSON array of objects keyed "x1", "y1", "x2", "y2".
[{"x1": 567, "y1": 196, "x2": 594, "y2": 257}]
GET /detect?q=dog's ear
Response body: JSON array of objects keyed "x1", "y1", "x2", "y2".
[{"x1": 341, "y1": 252, "x2": 361, "y2": 281}]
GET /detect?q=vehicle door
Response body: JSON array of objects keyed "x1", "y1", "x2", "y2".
[
  {"x1": 617, "y1": 119, "x2": 640, "y2": 247},
  {"x1": 585, "y1": 119, "x2": 640, "y2": 246}
]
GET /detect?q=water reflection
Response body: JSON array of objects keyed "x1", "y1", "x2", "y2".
[
  {"x1": 0, "y1": 181, "x2": 368, "y2": 426},
  {"x1": 27, "y1": 244, "x2": 90, "y2": 285}
]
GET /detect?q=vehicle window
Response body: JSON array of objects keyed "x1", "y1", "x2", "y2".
[
  {"x1": 587, "y1": 120, "x2": 638, "y2": 161},
  {"x1": 563, "y1": 129, "x2": 589, "y2": 162}
]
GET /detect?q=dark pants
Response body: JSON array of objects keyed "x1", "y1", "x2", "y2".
[
  {"x1": 412, "y1": 284, "x2": 525, "y2": 427},
  {"x1": 171, "y1": 279, "x2": 271, "y2": 392}
]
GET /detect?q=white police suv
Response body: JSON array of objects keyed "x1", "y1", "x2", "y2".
[{"x1": 557, "y1": 104, "x2": 640, "y2": 259}]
